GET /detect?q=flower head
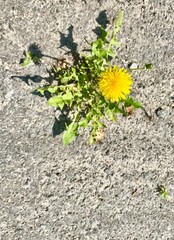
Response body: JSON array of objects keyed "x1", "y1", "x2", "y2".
[{"x1": 98, "y1": 66, "x2": 133, "y2": 102}]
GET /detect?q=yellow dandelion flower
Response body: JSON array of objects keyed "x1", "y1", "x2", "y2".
[{"x1": 98, "y1": 66, "x2": 133, "y2": 102}]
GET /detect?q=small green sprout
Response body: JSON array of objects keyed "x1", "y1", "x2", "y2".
[
  {"x1": 20, "y1": 51, "x2": 32, "y2": 66},
  {"x1": 156, "y1": 185, "x2": 169, "y2": 199},
  {"x1": 20, "y1": 50, "x2": 41, "y2": 66}
]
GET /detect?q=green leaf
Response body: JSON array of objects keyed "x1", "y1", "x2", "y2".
[
  {"x1": 36, "y1": 86, "x2": 58, "y2": 95},
  {"x1": 132, "y1": 100, "x2": 144, "y2": 109},
  {"x1": 71, "y1": 67, "x2": 78, "y2": 79},
  {"x1": 113, "y1": 11, "x2": 123, "y2": 36},
  {"x1": 107, "y1": 48, "x2": 115, "y2": 57},
  {"x1": 36, "y1": 88, "x2": 45, "y2": 95},
  {"x1": 20, "y1": 51, "x2": 32, "y2": 66},
  {"x1": 92, "y1": 39, "x2": 103, "y2": 50},
  {"x1": 100, "y1": 26, "x2": 108, "y2": 42},
  {"x1": 86, "y1": 112, "x2": 92, "y2": 122},
  {"x1": 92, "y1": 39, "x2": 104, "y2": 56},
  {"x1": 109, "y1": 38, "x2": 119, "y2": 46},
  {"x1": 46, "y1": 86, "x2": 58, "y2": 93},
  {"x1": 20, "y1": 58, "x2": 30, "y2": 66},
  {"x1": 60, "y1": 76, "x2": 72, "y2": 84},
  {"x1": 78, "y1": 119, "x2": 88, "y2": 127},
  {"x1": 48, "y1": 96, "x2": 64, "y2": 109},
  {"x1": 105, "y1": 109, "x2": 117, "y2": 122},
  {"x1": 62, "y1": 92, "x2": 73, "y2": 101},
  {"x1": 124, "y1": 97, "x2": 144, "y2": 110},
  {"x1": 63, "y1": 122, "x2": 78, "y2": 146}
]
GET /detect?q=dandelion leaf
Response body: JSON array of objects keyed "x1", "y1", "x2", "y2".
[{"x1": 63, "y1": 122, "x2": 78, "y2": 146}]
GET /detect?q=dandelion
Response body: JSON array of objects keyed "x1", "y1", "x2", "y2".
[{"x1": 98, "y1": 66, "x2": 133, "y2": 102}]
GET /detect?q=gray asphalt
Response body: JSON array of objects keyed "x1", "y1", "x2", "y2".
[{"x1": 0, "y1": 0, "x2": 174, "y2": 239}]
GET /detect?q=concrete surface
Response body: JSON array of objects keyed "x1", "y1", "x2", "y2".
[{"x1": 0, "y1": 0, "x2": 174, "y2": 239}]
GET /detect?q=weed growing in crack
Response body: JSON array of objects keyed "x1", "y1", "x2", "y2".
[{"x1": 21, "y1": 11, "x2": 152, "y2": 145}]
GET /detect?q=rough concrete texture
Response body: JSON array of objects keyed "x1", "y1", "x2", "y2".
[{"x1": 0, "y1": 0, "x2": 174, "y2": 239}]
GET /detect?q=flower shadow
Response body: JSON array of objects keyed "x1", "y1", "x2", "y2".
[{"x1": 58, "y1": 25, "x2": 80, "y2": 64}]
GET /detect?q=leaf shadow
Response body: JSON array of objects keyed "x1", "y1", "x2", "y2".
[
  {"x1": 93, "y1": 10, "x2": 110, "y2": 38},
  {"x1": 11, "y1": 69, "x2": 54, "y2": 86},
  {"x1": 52, "y1": 108, "x2": 71, "y2": 137},
  {"x1": 58, "y1": 25, "x2": 80, "y2": 64}
]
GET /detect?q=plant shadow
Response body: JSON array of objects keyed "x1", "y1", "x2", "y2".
[
  {"x1": 16, "y1": 11, "x2": 110, "y2": 137},
  {"x1": 11, "y1": 69, "x2": 54, "y2": 86},
  {"x1": 52, "y1": 108, "x2": 71, "y2": 137},
  {"x1": 19, "y1": 43, "x2": 58, "y2": 66},
  {"x1": 93, "y1": 10, "x2": 110, "y2": 38},
  {"x1": 58, "y1": 25, "x2": 80, "y2": 64}
]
